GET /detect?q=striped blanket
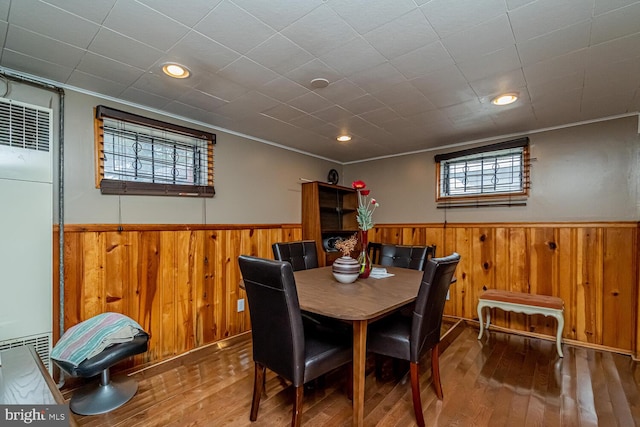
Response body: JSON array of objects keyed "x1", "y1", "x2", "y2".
[{"x1": 51, "y1": 312, "x2": 144, "y2": 367}]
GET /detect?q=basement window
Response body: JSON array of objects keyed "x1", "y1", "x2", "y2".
[
  {"x1": 435, "y1": 137, "x2": 530, "y2": 207},
  {"x1": 94, "y1": 105, "x2": 215, "y2": 197}
]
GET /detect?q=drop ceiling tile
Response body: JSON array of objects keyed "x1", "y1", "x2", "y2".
[
  {"x1": 425, "y1": 85, "x2": 477, "y2": 108},
  {"x1": 162, "y1": 101, "x2": 213, "y2": 124},
  {"x1": 257, "y1": 76, "x2": 309, "y2": 102},
  {"x1": 88, "y1": 27, "x2": 164, "y2": 69},
  {"x1": 441, "y1": 99, "x2": 484, "y2": 120},
  {"x1": 8, "y1": 0, "x2": 100, "y2": 48},
  {"x1": 166, "y1": 31, "x2": 240, "y2": 75},
  {"x1": 41, "y1": 0, "x2": 117, "y2": 24},
  {"x1": 76, "y1": 52, "x2": 145, "y2": 86},
  {"x1": 246, "y1": 33, "x2": 314, "y2": 75},
  {"x1": 280, "y1": 4, "x2": 359, "y2": 56},
  {"x1": 458, "y1": 45, "x2": 521, "y2": 82},
  {"x1": 363, "y1": 9, "x2": 438, "y2": 60},
  {"x1": 102, "y1": 0, "x2": 189, "y2": 51},
  {"x1": 194, "y1": 1, "x2": 276, "y2": 54},
  {"x1": 594, "y1": 0, "x2": 640, "y2": 15},
  {"x1": 312, "y1": 105, "x2": 354, "y2": 123},
  {"x1": 348, "y1": 62, "x2": 407, "y2": 93},
  {"x1": 231, "y1": 0, "x2": 323, "y2": 31},
  {"x1": 213, "y1": 91, "x2": 280, "y2": 118},
  {"x1": 527, "y1": 72, "x2": 585, "y2": 102},
  {"x1": 506, "y1": 0, "x2": 537, "y2": 9},
  {"x1": 391, "y1": 41, "x2": 455, "y2": 79},
  {"x1": 132, "y1": 72, "x2": 197, "y2": 101},
  {"x1": 523, "y1": 49, "x2": 587, "y2": 86},
  {"x1": 261, "y1": 103, "x2": 306, "y2": 122},
  {"x1": 314, "y1": 78, "x2": 366, "y2": 104},
  {"x1": 391, "y1": 98, "x2": 437, "y2": 116},
  {"x1": 288, "y1": 91, "x2": 334, "y2": 114},
  {"x1": 177, "y1": 89, "x2": 228, "y2": 111},
  {"x1": 372, "y1": 81, "x2": 428, "y2": 107},
  {"x1": 516, "y1": 20, "x2": 590, "y2": 66},
  {"x1": 328, "y1": 0, "x2": 416, "y2": 34},
  {"x1": 467, "y1": 68, "x2": 526, "y2": 97},
  {"x1": 508, "y1": 0, "x2": 593, "y2": 42},
  {"x1": 319, "y1": 37, "x2": 387, "y2": 76},
  {"x1": 66, "y1": 70, "x2": 126, "y2": 97},
  {"x1": 587, "y1": 32, "x2": 640, "y2": 66},
  {"x1": 590, "y1": 2, "x2": 640, "y2": 45},
  {"x1": 442, "y1": 14, "x2": 514, "y2": 62},
  {"x1": 342, "y1": 94, "x2": 385, "y2": 115},
  {"x1": 285, "y1": 58, "x2": 342, "y2": 89},
  {"x1": 137, "y1": 0, "x2": 222, "y2": 27},
  {"x1": 195, "y1": 74, "x2": 249, "y2": 102},
  {"x1": 217, "y1": 57, "x2": 279, "y2": 89},
  {"x1": 409, "y1": 64, "x2": 469, "y2": 95},
  {"x1": 289, "y1": 113, "x2": 330, "y2": 131},
  {"x1": 5, "y1": 25, "x2": 85, "y2": 69},
  {"x1": 358, "y1": 107, "x2": 401, "y2": 124},
  {"x1": 0, "y1": 1, "x2": 9, "y2": 20},
  {"x1": 580, "y1": 94, "x2": 632, "y2": 119},
  {"x1": 1, "y1": 49, "x2": 74, "y2": 83},
  {"x1": 0, "y1": 21, "x2": 7, "y2": 47},
  {"x1": 420, "y1": 0, "x2": 506, "y2": 38}
]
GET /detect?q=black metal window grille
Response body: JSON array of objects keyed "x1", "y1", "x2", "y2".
[
  {"x1": 103, "y1": 118, "x2": 206, "y2": 186},
  {"x1": 441, "y1": 147, "x2": 524, "y2": 197}
]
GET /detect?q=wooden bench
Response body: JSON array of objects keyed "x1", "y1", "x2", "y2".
[{"x1": 477, "y1": 289, "x2": 565, "y2": 357}]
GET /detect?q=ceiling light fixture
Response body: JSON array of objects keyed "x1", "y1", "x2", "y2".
[
  {"x1": 337, "y1": 135, "x2": 351, "y2": 142},
  {"x1": 491, "y1": 93, "x2": 518, "y2": 106},
  {"x1": 310, "y1": 78, "x2": 329, "y2": 89},
  {"x1": 162, "y1": 63, "x2": 190, "y2": 79}
]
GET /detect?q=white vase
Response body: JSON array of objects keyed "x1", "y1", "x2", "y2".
[{"x1": 332, "y1": 256, "x2": 360, "y2": 284}]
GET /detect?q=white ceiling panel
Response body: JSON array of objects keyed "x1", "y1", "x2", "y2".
[{"x1": 1, "y1": 0, "x2": 639, "y2": 163}]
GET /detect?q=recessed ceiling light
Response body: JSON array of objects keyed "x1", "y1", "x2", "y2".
[
  {"x1": 337, "y1": 135, "x2": 351, "y2": 142},
  {"x1": 162, "y1": 63, "x2": 190, "y2": 79},
  {"x1": 492, "y1": 93, "x2": 518, "y2": 106},
  {"x1": 310, "y1": 78, "x2": 329, "y2": 89}
]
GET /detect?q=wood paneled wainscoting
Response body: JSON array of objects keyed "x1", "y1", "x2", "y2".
[
  {"x1": 53, "y1": 221, "x2": 639, "y2": 371},
  {"x1": 52, "y1": 224, "x2": 302, "y2": 369},
  {"x1": 367, "y1": 222, "x2": 639, "y2": 357}
]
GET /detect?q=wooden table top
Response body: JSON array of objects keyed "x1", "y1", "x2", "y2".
[{"x1": 293, "y1": 266, "x2": 424, "y2": 321}]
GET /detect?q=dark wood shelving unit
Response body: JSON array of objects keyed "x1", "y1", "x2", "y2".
[{"x1": 301, "y1": 181, "x2": 358, "y2": 266}]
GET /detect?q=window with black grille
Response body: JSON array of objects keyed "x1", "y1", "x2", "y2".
[
  {"x1": 435, "y1": 137, "x2": 530, "y2": 207},
  {"x1": 94, "y1": 106, "x2": 215, "y2": 197}
]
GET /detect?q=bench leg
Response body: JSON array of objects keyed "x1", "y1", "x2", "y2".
[
  {"x1": 554, "y1": 312, "x2": 564, "y2": 358},
  {"x1": 477, "y1": 302, "x2": 485, "y2": 339}
]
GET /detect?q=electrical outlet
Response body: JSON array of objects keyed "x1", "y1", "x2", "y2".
[{"x1": 237, "y1": 298, "x2": 245, "y2": 312}]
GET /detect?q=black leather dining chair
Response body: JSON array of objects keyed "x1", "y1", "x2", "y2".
[
  {"x1": 366, "y1": 253, "x2": 460, "y2": 427},
  {"x1": 272, "y1": 240, "x2": 318, "y2": 271},
  {"x1": 379, "y1": 244, "x2": 432, "y2": 271},
  {"x1": 238, "y1": 255, "x2": 352, "y2": 427}
]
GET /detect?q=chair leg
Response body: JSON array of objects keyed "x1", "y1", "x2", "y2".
[
  {"x1": 410, "y1": 362, "x2": 425, "y2": 427},
  {"x1": 346, "y1": 362, "x2": 353, "y2": 401},
  {"x1": 431, "y1": 344, "x2": 443, "y2": 400},
  {"x1": 292, "y1": 385, "x2": 304, "y2": 427},
  {"x1": 250, "y1": 362, "x2": 266, "y2": 421}
]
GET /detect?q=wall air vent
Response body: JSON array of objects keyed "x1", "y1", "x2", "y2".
[
  {"x1": 0, "y1": 98, "x2": 51, "y2": 152},
  {"x1": 0, "y1": 333, "x2": 52, "y2": 372}
]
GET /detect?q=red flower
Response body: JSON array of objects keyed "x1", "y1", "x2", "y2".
[
  {"x1": 352, "y1": 180, "x2": 366, "y2": 190},
  {"x1": 360, "y1": 189, "x2": 370, "y2": 196}
]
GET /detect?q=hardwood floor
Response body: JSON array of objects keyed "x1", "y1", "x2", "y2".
[{"x1": 64, "y1": 321, "x2": 640, "y2": 426}]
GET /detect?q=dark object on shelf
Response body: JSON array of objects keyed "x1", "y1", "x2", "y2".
[{"x1": 327, "y1": 168, "x2": 339, "y2": 185}]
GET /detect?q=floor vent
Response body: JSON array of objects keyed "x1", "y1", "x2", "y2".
[{"x1": 0, "y1": 333, "x2": 52, "y2": 372}]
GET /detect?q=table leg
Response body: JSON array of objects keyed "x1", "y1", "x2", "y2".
[{"x1": 352, "y1": 320, "x2": 367, "y2": 427}]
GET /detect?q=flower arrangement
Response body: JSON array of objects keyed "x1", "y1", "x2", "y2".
[
  {"x1": 351, "y1": 180, "x2": 379, "y2": 231},
  {"x1": 334, "y1": 233, "x2": 358, "y2": 257}
]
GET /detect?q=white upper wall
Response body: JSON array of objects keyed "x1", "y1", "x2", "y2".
[{"x1": 343, "y1": 115, "x2": 640, "y2": 223}]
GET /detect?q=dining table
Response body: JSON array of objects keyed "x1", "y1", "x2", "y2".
[{"x1": 293, "y1": 265, "x2": 424, "y2": 427}]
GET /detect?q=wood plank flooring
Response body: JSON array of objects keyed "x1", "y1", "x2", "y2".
[{"x1": 63, "y1": 321, "x2": 640, "y2": 426}]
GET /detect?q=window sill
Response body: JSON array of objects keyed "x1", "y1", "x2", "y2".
[{"x1": 100, "y1": 179, "x2": 215, "y2": 197}]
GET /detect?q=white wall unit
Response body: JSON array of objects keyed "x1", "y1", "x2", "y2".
[{"x1": 0, "y1": 99, "x2": 53, "y2": 368}]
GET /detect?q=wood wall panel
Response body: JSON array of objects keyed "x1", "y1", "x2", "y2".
[{"x1": 53, "y1": 222, "x2": 639, "y2": 370}]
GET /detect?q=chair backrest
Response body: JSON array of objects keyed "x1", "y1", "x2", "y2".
[
  {"x1": 272, "y1": 240, "x2": 319, "y2": 271},
  {"x1": 367, "y1": 242, "x2": 382, "y2": 265},
  {"x1": 410, "y1": 253, "x2": 460, "y2": 362},
  {"x1": 379, "y1": 244, "x2": 430, "y2": 271},
  {"x1": 238, "y1": 255, "x2": 305, "y2": 386}
]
